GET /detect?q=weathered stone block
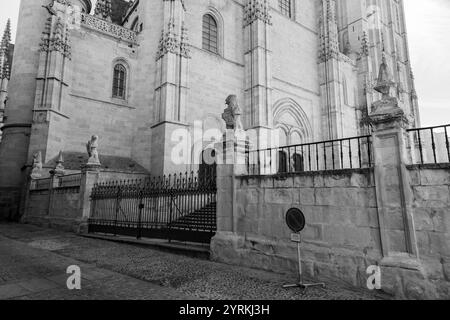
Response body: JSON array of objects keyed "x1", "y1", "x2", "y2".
[
  {"x1": 413, "y1": 186, "x2": 450, "y2": 208},
  {"x1": 313, "y1": 175, "x2": 325, "y2": 188},
  {"x1": 293, "y1": 175, "x2": 314, "y2": 188},
  {"x1": 350, "y1": 172, "x2": 370, "y2": 187},
  {"x1": 414, "y1": 207, "x2": 449, "y2": 233},
  {"x1": 302, "y1": 223, "x2": 323, "y2": 242},
  {"x1": 429, "y1": 232, "x2": 450, "y2": 258},
  {"x1": 419, "y1": 169, "x2": 450, "y2": 186},
  {"x1": 407, "y1": 168, "x2": 421, "y2": 186},
  {"x1": 260, "y1": 177, "x2": 274, "y2": 188},
  {"x1": 236, "y1": 188, "x2": 260, "y2": 206},
  {"x1": 387, "y1": 229, "x2": 408, "y2": 253},
  {"x1": 323, "y1": 174, "x2": 351, "y2": 187},
  {"x1": 314, "y1": 187, "x2": 333, "y2": 206},
  {"x1": 264, "y1": 188, "x2": 293, "y2": 204},
  {"x1": 298, "y1": 188, "x2": 315, "y2": 205},
  {"x1": 274, "y1": 177, "x2": 294, "y2": 188}
]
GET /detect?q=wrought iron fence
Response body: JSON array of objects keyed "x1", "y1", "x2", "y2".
[
  {"x1": 88, "y1": 169, "x2": 217, "y2": 244},
  {"x1": 407, "y1": 124, "x2": 450, "y2": 165},
  {"x1": 245, "y1": 135, "x2": 373, "y2": 176}
]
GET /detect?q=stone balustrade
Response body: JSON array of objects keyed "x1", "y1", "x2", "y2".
[{"x1": 80, "y1": 13, "x2": 137, "y2": 44}]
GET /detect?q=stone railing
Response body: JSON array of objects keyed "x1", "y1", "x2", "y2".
[{"x1": 80, "y1": 13, "x2": 137, "y2": 44}]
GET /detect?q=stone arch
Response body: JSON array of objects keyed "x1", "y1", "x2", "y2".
[{"x1": 273, "y1": 98, "x2": 312, "y2": 144}]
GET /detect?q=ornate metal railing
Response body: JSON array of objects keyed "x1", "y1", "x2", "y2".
[
  {"x1": 80, "y1": 13, "x2": 138, "y2": 44},
  {"x1": 88, "y1": 169, "x2": 217, "y2": 244},
  {"x1": 407, "y1": 124, "x2": 450, "y2": 164},
  {"x1": 245, "y1": 135, "x2": 373, "y2": 176}
]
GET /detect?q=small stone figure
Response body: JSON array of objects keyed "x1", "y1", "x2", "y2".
[
  {"x1": 30, "y1": 151, "x2": 43, "y2": 179},
  {"x1": 53, "y1": 151, "x2": 65, "y2": 176},
  {"x1": 86, "y1": 135, "x2": 101, "y2": 166},
  {"x1": 222, "y1": 95, "x2": 244, "y2": 131}
]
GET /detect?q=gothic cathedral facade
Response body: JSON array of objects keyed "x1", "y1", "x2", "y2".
[{"x1": 0, "y1": 0, "x2": 419, "y2": 218}]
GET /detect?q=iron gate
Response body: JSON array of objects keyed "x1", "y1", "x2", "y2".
[{"x1": 88, "y1": 171, "x2": 217, "y2": 244}]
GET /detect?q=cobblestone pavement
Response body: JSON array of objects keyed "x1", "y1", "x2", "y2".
[{"x1": 0, "y1": 223, "x2": 390, "y2": 300}]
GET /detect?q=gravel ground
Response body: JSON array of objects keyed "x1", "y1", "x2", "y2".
[{"x1": 0, "y1": 223, "x2": 390, "y2": 300}]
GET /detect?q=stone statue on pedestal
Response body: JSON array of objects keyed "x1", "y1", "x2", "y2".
[
  {"x1": 30, "y1": 151, "x2": 43, "y2": 179},
  {"x1": 222, "y1": 95, "x2": 244, "y2": 131},
  {"x1": 86, "y1": 135, "x2": 101, "y2": 167}
]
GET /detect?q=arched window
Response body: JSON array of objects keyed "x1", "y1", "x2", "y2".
[
  {"x1": 278, "y1": 151, "x2": 288, "y2": 174},
  {"x1": 202, "y1": 14, "x2": 218, "y2": 54},
  {"x1": 112, "y1": 64, "x2": 127, "y2": 99},
  {"x1": 279, "y1": 0, "x2": 292, "y2": 18}
]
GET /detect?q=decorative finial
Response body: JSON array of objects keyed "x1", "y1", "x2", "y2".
[
  {"x1": 53, "y1": 151, "x2": 65, "y2": 176},
  {"x1": 374, "y1": 52, "x2": 396, "y2": 99}
]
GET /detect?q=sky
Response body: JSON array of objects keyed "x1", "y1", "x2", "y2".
[{"x1": 0, "y1": 0, "x2": 449, "y2": 127}]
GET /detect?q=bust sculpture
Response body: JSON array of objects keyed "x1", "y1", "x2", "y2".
[{"x1": 222, "y1": 95, "x2": 244, "y2": 131}]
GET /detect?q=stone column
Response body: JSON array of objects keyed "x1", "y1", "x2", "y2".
[
  {"x1": 78, "y1": 165, "x2": 100, "y2": 234},
  {"x1": 369, "y1": 54, "x2": 419, "y2": 265},
  {"x1": 151, "y1": 0, "x2": 190, "y2": 175},
  {"x1": 243, "y1": 0, "x2": 273, "y2": 150},
  {"x1": 211, "y1": 124, "x2": 248, "y2": 260}
]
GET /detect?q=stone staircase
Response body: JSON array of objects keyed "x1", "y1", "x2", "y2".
[{"x1": 169, "y1": 202, "x2": 217, "y2": 232}]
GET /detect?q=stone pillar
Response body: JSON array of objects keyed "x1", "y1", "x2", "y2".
[
  {"x1": 29, "y1": 0, "x2": 73, "y2": 163},
  {"x1": 243, "y1": 0, "x2": 273, "y2": 150},
  {"x1": 78, "y1": 166, "x2": 100, "y2": 234},
  {"x1": 0, "y1": 0, "x2": 49, "y2": 219},
  {"x1": 151, "y1": 0, "x2": 190, "y2": 175},
  {"x1": 370, "y1": 54, "x2": 419, "y2": 262},
  {"x1": 370, "y1": 105, "x2": 419, "y2": 259},
  {"x1": 367, "y1": 55, "x2": 432, "y2": 298},
  {"x1": 211, "y1": 127, "x2": 247, "y2": 260}
]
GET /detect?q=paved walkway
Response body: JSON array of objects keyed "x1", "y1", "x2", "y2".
[
  {"x1": 0, "y1": 223, "x2": 389, "y2": 300},
  {"x1": 0, "y1": 227, "x2": 189, "y2": 300}
]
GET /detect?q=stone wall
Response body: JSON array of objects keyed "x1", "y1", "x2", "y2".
[
  {"x1": 22, "y1": 169, "x2": 150, "y2": 232},
  {"x1": 0, "y1": 187, "x2": 21, "y2": 220},
  {"x1": 24, "y1": 187, "x2": 81, "y2": 233},
  {"x1": 211, "y1": 169, "x2": 383, "y2": 289},
  {"x1": 408, "y1": 164, "x2": 450, "y2": 297}
]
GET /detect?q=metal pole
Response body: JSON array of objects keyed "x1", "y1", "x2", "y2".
[{"x1": 297, "y1": 241, "x2": 303, "y2": 284}]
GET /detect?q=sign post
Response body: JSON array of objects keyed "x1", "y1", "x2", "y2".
[{"x1": 283, "y1": 208, "x2": 326, "y2": 290}]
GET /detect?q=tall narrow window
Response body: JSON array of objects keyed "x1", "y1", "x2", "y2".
[
  {"x1": 279, "y1": 0, "x2": 292, "y2": 18},
  {"x1": 113, "y1": 64, "x2": 126, "y2": 99},
  {"x1": 202, "y1": 14, "x2": 218, "y2": 54}
]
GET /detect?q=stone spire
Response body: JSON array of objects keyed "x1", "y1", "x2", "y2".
[
  {"x1": 0, "y1": 19, "x2": 12, "y2": 79},
  {"x1": 94, "y1": 0, "x2": 112, "y2": 21}
]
